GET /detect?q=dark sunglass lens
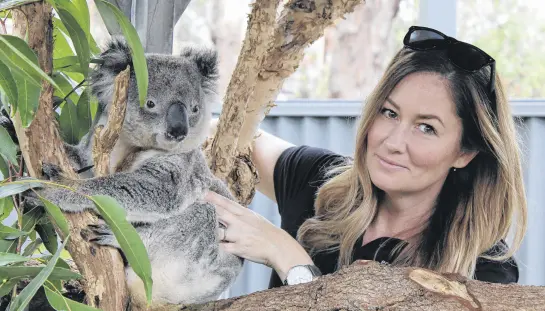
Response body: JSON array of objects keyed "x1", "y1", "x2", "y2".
[
  {"x1": 408, "y1": 29, "x2": 447, "y2": 49},
  {"x1": 448, "y1": 43, "x2": 489, "y2": 71}
]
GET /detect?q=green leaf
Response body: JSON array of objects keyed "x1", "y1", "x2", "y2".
[
  {"x1": 12, "y1": 69, "x2": 40, "y2": 127},
  {"x1": 58, "y1": 98, "x2": 79, "y2": 144},
  {"x1": 0, "y1": 265, "x2": 80, "y2": 280},
  {"x1": 0, "y1": 224, "x2": 28, "y2": 239},
  {"x1": 95, "y1": 0, "x2": 148, "y2": 107},
  {"x1": 0, "y1": 206, "x2": 44, "y2": 253},
  {"x1": 35, "y1": 221, "x2": 58, "y2": 255},
  {"x1": 52, "y1": 72, "x2": 80, "y2": 105},
  {"x1": 0, "y1": 35, "x2": 64, "y2": 96},
  {"x1": 0, "y1": 125, "x2": 17, "y2": 164},
  {"x1": 0, "y1": 196, "x2": 14, "y2": 221},
  {"x1": 0, "y1": 58, "x2": 18, "y2": 109},
  {"x1": 39, "y1": 197, "x2": 69, "y2": 237},
  {"x1": 45, "y1": 283, "x2": 101, "y2": 311},
  {"x1": 76, "y1": 88, "x2": 92, "y2": 139},
  {"x1": 90, "y1": 195, "x2": 153, "y2": 304},
  {"x1": 0, "y1": 179, "x2": 43, "y2": 199},
  {"x1": 53, "y1": 19, "x2": 75, "y2": 59},
  {"x1": 0, "y1": 277, "x2": 22, "y2": 297},
  {"x1": 0, "y1": 252, "x2": 29, "y2": 266},
  {"x1": 22, "y1": 237, "x2": 42, "y2": 256},
  {"x1": 8, "y1": 236, "x2": 72, "y2": 311},
  {"x1": 53, "y1": 55, "x2": 79, "y2": 71},
  {"x1": 0, "y1": 157, "x2": 8, "y2": 181},
  {"x1": 55, "y1": 7, "x2": 90, "y2": 77}
]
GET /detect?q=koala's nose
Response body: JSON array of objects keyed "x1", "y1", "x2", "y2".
[
  {"x1": 166, "y1": 125, "x2": 188, "y2": 141},
  {"x1": 166, "y1": 102, "x2": 189, "y2": 141}
]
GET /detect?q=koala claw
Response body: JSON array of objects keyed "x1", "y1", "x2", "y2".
[
  {"x1": 41, "y1": 163, "x2": 63, "y2": 181},
  {"x1": 88, "y1": 222, "x2": 112, "y2": 236},
  {"x1": 88, "y1": 224, "x2": 120, "y2": 249}
]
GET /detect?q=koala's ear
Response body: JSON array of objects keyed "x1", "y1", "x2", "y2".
[
  {"x1": 180, "y1": 45, "x2": 219, "y2": 82},
  {"x1": 98, "y1": 36, "x2": 133, "y2": 74},
  {"x1": 90, "y1": 36, "x2": 135, "y2": 111}
]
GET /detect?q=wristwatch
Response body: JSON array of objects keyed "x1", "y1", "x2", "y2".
[{"x1": 283, "y1": 264, "x2": 322, "y2": 286}]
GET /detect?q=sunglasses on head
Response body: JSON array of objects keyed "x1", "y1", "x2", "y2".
[{"x1": 403, "y1": 26, "x2": 496, "y2": 108}]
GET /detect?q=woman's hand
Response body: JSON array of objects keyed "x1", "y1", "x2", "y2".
[{"x1": 204, "y1": 191, "x2": 314, "y2": 280}]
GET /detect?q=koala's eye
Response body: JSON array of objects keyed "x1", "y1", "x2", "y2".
[
  {"x1": 191, "y1": 106, "x2": 199, "y2": 113},
  {"x1": 146, "y1": 100, "x2": 155, "y2": 109}
]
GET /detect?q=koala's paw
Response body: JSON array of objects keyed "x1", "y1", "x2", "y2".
[
  {"x1": 41, "y1": 163, "x2": 63, "y2": 181},
  {"x1": 88, "y1": 222, "x2": 121, "y2": 249}
]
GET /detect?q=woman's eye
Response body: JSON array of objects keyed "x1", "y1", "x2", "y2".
[
  {"x1": 192, "y1": 106, "x2": 199, "y2": 113},
  {"x1": 146, "y1": 100, "x2": 155, "y2": 109},
  {"x1": 381, "y1": 108, "x2": 397, "y2": 119},
  {"x1": 418, "y1": 124, "x2": 436, "y2": 135}
]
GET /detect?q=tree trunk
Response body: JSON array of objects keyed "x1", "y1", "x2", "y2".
[
  {"x1": 11, "y1": 3, "x2": 129, "y2": 310},
  {"x1": 157, "y1": 261, "x2": 545, "y2": 311},
  {"x1": 327, "y1": 0, "x2": 401, "y2": 99}
]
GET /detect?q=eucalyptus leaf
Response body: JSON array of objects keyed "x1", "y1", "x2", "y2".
[
  {"x1": 0, "y1": 196, "x2": 14, "y2": 221},
  {"x1": 0, "y1": 277, "x2": 22, "y2": 297},
  {"x1": 0, "y1": 58, "x2": 18, "y2": 110},
  {"x1": 53, "y1": 20, "x2": 75, "y2": 59},
  {"x1": 39, "y1": 197, "x2": 70, "y2": 237},
  {"x1": 52, "y1": 72, "x2": 80, "y2": 105},
  {"x1": 35, "y1": 221, "x2": 59, "y2": 255},
  {"x1": 45, "y1": 283, "x2": 101, "y2": 311},
  {"x1": 0, "y1": 35, "x2": 64, "y2": 95},
  {"x1": 0, "y1": 125, "x2": 17, "y2": 164},
  {"x1": 8, "y1": 237, "x2": 72, "y2": 311},
  {"x1": 90, "y1": 195, "x2": 153, "y2": 303},
  {"x1": 22, "y1": 237, "x2": 42, "y2": 256},
  {"x1": 0, "y1": 180, "x2": 43, "y2": 199},
  {"x1": 95, "y1": 0, "x2": 148, "y2": 107},
  {"x1": 0, "y1": 265, "x2": 80, "y2": 280},
  {"x1": 76, "y1": 88, "x2": 92, "y2": 139},
  {"x1": 0, "y1": 157, "x2": 8, "y2": 181},
  {"x1": 55, "y1": 7, "x2": 90, "y2": 77},
  {"x1": 0, "y1": 224, "x2": 28, "y2": 239},
  {"x1": 58, "y1": 98, "x2": 79, "y2": 144},
  {"x1": 0, "y1": 205, "x2": 44, "y2": 253},
  {"x1": 11, "y1": 68, "x2": 40, "y2": 127},
  {"x1": 0, "y1": 252, "x2": 29, "y2": 266}
]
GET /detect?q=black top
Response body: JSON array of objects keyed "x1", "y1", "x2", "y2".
[{"x1": 268, "y1": 145, "x2": 519, "y2": 288}]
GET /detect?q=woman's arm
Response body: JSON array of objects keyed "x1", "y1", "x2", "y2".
[{"x1": 209, "y1": 118, "x2": 294, "y2": 203}]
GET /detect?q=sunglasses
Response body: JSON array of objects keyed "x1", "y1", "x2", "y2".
[{"x1": 403, "y1": 26, "x2": 496, "y2": 109}]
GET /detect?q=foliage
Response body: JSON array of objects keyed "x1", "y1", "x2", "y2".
[{"x1": 0, "y1": 1, "x2": 153, "y2": 309}]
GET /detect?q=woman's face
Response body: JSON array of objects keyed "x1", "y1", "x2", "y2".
[{"x1": 366, "y1": 72, "x2": 476, "y2": 195}]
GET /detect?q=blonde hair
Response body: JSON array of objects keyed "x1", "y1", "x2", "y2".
[{"x1": 297, "y1": 48, "x2": 528, "y2": 278}]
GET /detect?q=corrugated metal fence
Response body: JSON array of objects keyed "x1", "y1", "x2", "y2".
[{"x1": 221, "y1": 99, "x2": 545, "y2": 298}]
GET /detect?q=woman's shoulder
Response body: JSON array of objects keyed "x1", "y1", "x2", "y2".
[
  {"x1": 273, "y1": 145, "x2": 351, "y2": 213},
  {"x1": 474, "y1": 240, "x2": 519, "y2": 284}
]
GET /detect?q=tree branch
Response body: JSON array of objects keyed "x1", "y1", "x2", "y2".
[
  {"x1": 236, "y1": 0, "x2": 365, "y2": 152},
  {"x1": 207, "y1": 0, "x2": 280, "y2": 204},
  {"x1": 158, "y1": 261, "x2": 545, "y2": 311},
  {"x1": 92, "y1": 66, "x2": 130, "y2": 175},
  {"x1": 11, "y1": 3, "x2": 128, "y2": 310}
]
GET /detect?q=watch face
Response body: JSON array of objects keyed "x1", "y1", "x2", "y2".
[{"x1": 286, "y1": 266, "x2": 314, "y2": 285}]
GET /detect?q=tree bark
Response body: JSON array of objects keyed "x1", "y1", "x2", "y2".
[
  {"x1": 11, "y1": 3, "x2": 128, "y2": 310},
  {"x1": 206, "y1": 0, "x2": 366, "y2": 205},
  {"x1": 156, "y1": 261, "x2": 545, "y2": 311},
  {"x1": 327, "y1": 0, "x2": 401, "y2": 99}
]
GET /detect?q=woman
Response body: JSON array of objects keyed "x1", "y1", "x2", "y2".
[{"x1": 205, "y1": 26, "x2": 527, "y2": 288}]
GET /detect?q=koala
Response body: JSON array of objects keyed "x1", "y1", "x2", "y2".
[{"x1": 24, "y1": 38, "x2": 243, "y2": 307}]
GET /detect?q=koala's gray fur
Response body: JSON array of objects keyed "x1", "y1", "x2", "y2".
[{"x1": 27, "y1": 38, "x2": 243, "y2": 307}]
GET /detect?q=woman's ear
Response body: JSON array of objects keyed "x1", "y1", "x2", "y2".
[{"x1": 453, "y1": 150, "x2": 479, "y2": 169}]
